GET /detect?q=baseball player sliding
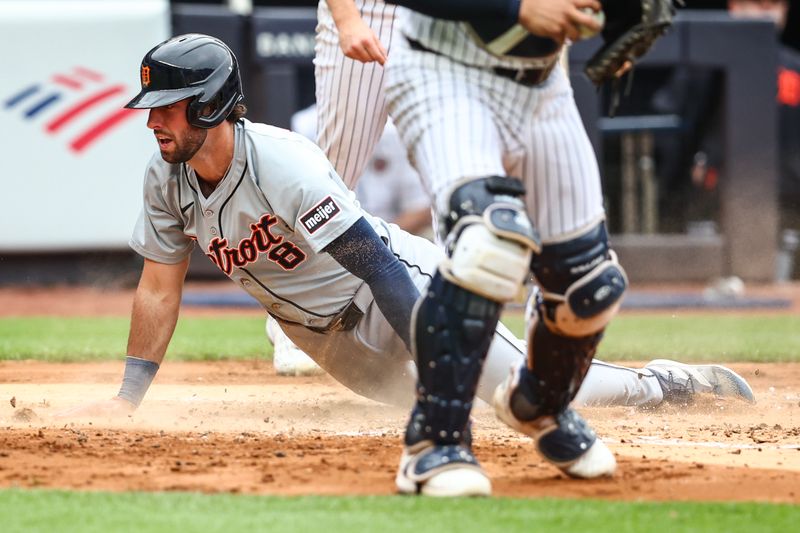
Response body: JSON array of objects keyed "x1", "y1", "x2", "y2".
[{"x1": 58, "y1": 34, "x2": 754, "y2": 496}]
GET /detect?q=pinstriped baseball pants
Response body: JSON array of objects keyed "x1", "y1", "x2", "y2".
[
  {"x1": 385, "y1": 37, "x2": 606, "y2": 241},
  {"x1": 313, "y1": 0, "x2": 397, "y2": 188}
]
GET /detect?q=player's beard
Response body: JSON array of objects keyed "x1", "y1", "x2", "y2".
[{"x1": 160, "y1": 127, "x2": 208, "y2": 164}]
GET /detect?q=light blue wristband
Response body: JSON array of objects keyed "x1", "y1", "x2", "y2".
[{"x1": 117, "y1": 356, "x2": 160, "y2": 407}]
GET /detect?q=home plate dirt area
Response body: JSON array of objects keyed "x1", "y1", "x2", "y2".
[
  {"x1": 1, "y1": 284, "x2": 799, "y2": 501},
  {"x1": 1, "y1": 360, "x2": 799, "y2": 502}
]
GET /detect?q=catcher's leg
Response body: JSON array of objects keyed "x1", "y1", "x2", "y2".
[
  {"x1": 396, "y1": 176, "x2": 540, "y2": 497},
  {"x1": 494, "y1": 221, "x2": 627, "y2": 478}
]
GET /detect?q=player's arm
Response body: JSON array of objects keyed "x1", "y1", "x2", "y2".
[
  {"x1": 323, "y1": 217, "x2": 419, "y2": 350},
  {"x1": 118, "y1": 257, "x2": 189, "y2": 407},
  {"x1": 328, "y1": 0, "x2": 388, "y2": 64},
  {"x1": 385, "y1": 0, "x2": 603, "y2": 42},
  {"x1": 55, "y1": 258, "x2": 189, "y2": 418}
]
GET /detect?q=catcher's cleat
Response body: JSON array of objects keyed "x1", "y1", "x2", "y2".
[
  {"x1": 493, "y1": 364, "x2": 617, "y2": 479},
  {"x1": 395, "y1": 442, "x2": 491, "y2": 497},
  {"x1": 266, "y1": 318, "x2": 325, "y2": 377},
  {"x1": 646, "y1": 359, "x2": 755, "y2": 404}
]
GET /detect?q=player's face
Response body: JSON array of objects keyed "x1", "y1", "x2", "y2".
[{"x1": 146, "y1": 99, "x2": 208, "y2": 164}]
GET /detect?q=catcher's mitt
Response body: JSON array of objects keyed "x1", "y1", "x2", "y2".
[{"x1": 584, "y1": 0, "x2": 676, "y2": 86}]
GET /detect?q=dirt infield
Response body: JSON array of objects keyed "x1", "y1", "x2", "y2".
[{"x1": 1, "y1": 283, "x2": 799, "y2": 502}]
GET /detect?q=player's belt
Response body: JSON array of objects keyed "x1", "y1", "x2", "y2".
[
  {"x1": 492, "y1": 63, "x2": 556, "y2": 87},
  {"x1": 306, "y1": 300, "x2": 364, "y2": 334},
  {"x1": 406, "y1": 38, "x2": 555, "y2": 88}
]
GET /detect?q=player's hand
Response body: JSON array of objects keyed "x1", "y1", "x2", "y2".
[
  {"x1": 518, "y1": 0, "x2": 603, "y2": 43},
  {"x1": 53, "y1": 396, "x2": 136, "y2": 419},
  {"x1": 338, "y1": 17, "x2": 388, "y2": 65}
]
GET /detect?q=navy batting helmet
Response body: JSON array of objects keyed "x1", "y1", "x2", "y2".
[{"x1": 125, "y1": 33, "x2": 244, "y2": 128}]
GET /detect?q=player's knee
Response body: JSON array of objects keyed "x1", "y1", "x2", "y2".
[
  {"x1": 440, "y1": 176, "x2": 541, "y2": 302},
  {"x1": 531, "y1": 221, "x2": 627, "y2": 337}
]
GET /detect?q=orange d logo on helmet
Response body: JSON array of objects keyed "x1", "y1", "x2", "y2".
[{"x1": 141, "y1": 65, "x2": 151, "y2": 87}]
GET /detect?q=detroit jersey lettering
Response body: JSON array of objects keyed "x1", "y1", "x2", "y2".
[
  {"x1": 206, "y1": 214, "x2": 307, "y2": 274},
  {"x1": 130, "y1": 119, "x2": 381, "y2": 329}
]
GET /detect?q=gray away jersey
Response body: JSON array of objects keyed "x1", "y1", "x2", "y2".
[{"x1": 130, "y1": 119, "x2": 380, "y2": 329}]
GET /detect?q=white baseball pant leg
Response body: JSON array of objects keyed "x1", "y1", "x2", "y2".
[
  {"x1": 385, "y1": 40, "x2": 605, "y2": 240},
  {"x1": 314, "y1": 0, "x2": 398, "y2": 188}
]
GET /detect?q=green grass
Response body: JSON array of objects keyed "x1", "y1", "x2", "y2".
[
  {"x1": 0, "y1": 314, "x2": 798, "y2": 363},
  {"x1": 599, "y1": 315, "x2": 800, "y2": 362},
  {"x1": 501, "y1": 314, "x2": 800, "y2": 363},
  {"x1": 0, "y1": 317, "x2": 270, "y2": 362},
  {"x1": 0, "y1": 489, "x2": 797, "y2": 533}
]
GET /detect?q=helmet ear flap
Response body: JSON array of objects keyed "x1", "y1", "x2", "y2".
[
  {"x1": 186, "y1": 73, "x2": 242, "y2": 128},
  {"x1": 186, "y1": 94, "x2": 217, "y2": 128},
  {"x1": 187, "y1": 93, "x2": 239, "y2": 128},
  {"x1": 186, "y1": 96, "x2": 204, "y2": 128}
]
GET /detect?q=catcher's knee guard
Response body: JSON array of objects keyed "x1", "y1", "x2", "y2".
[
  {"x1": 439, "y1": 176, "x2": 541, "y2": 302},
  {"x1": 514, "y1": 222, "x2": 628, "y2": 419},
  {"x1": 532, "y1": 221, "x2": 627, "y2": 338},
  {"x1": 405, "y1": 269, "x2": 502, "y2": 446}
]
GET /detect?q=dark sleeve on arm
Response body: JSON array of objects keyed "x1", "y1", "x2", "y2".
[
  {"x1": 323, "y1": 217, "x2": 420, "y2": 351},
  {"x1": 385, "y1": 0, "x2": 520, "y2": 21}
]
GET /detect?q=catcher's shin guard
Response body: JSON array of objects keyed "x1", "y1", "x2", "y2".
[
  {"x1": 514, "y1": 305, "x2": 603, "y2": 420},
  {"x1": 404, "y1": 269, "x2": 502, "y2": 446}
]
